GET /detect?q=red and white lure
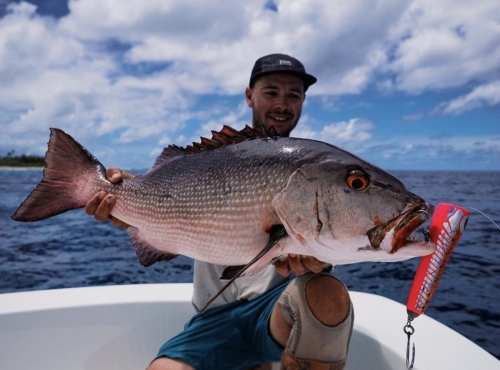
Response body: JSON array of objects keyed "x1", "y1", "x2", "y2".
[{"x1": 404, "y1": 203, "x2": 470, "y2": 369}]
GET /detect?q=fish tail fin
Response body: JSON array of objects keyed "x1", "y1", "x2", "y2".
[{"x1": 11, "y1": 128, "x2": 107, "y2": 222}]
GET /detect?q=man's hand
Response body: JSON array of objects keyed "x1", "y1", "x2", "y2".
[
  {"x1": 273, "y1": 254, "x2": 327, "y2": 277},
  {"x1": 84, "y1": 168, "x2": 134, "y2": 229}
]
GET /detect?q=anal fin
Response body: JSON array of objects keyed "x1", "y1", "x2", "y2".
[{"x1": 128, "y1": 228, "x2": 178, "y2": 267}]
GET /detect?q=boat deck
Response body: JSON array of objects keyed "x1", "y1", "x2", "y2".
[{"x1": 0, "y1": 284, "x2": 498, "y2": 370}]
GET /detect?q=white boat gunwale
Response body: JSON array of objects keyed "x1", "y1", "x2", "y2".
[{"x1": 0, "y1": 284, "x2": 498, "y2": 370}]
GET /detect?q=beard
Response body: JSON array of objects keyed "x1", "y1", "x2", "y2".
[{"x1": 251, "y1": 107, "x2": 300, "y2": 138}]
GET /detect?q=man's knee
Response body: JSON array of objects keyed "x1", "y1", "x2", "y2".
[
  {"x1": 277, "y1": 273, "x2": 354, "y2": 364},
  {"x1": 305, "y1": 274, "x2": 350, "y2": 326}
]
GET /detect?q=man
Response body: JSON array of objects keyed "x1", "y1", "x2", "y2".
[{"x1": 86, "y1": 54, "x2": 353, "y2": 370}]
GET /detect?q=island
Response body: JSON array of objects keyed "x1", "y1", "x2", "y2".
[{"x1": 0, "y1": 150, "x2": 45, "y2": 167}]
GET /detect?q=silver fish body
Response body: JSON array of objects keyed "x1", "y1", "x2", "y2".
[{"x1": 12, "y1": 127, "x2": 436, "y2": 273}]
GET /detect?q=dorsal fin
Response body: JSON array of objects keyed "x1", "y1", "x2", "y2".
[
  {"x1": 148, "y1": 125, "x2": 279, "y2": 172},
  {"x1": 147, "y1": 145, "x2": 186, "y2": 173}
]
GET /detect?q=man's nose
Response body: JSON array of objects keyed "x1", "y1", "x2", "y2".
[{"x1": 274, "y1": 94, "x2": 288, "y2": 109}]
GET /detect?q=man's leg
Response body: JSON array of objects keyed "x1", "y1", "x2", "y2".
[
  {"x1": 146, "y1": 279, "x2": 292, "y2": 370},
  {"x1": 270, "y1": 273, "x2": 353, "y2": 370}
]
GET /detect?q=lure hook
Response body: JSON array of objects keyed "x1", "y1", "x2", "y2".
[
  {"x1": 417, "y1": 226, "x2": 430, "y2": 242},
  {"x1": 404, "y1": 319, "x2": 416, "y2": 369}
]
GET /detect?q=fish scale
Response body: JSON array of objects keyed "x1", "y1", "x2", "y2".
[
  {"x1": 110, "y1": 146, "x2": 292, "y2": 265},
  {"x1": 12, "y1": 126, "x2": 437, "y2": 274}
]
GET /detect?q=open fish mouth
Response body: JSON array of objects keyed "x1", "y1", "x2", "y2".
[{"x1": 366, "y1": 203, "x2": 435, "y2": 254}]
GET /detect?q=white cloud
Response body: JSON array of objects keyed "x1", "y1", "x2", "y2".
[
  {"x1": 381, "y1": 0, "x2": 500, "y2": 94},
  {"x1": 293, "y1": 118, "x2": 374, "y2": 145},
  {"x1": 345, "y1": 132, "x2": 500, "y2": 172},
  {"x1": 0, "y1": 2, "x2": 193, "y2": 149},
  {"x1": 0, "y1": 0, "x2": 499, "y2": 170},
  {"x1": 56, "y1": 0, "x2": 412, "y2": 96},
  {"x1": 403, "y1": 112, "x2": 424, "y2": 121},
  {"x1": 433, "y1": 80, "x2": 500, "y2": 115}
]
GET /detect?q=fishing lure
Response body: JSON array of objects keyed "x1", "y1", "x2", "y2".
[{"x1": 404, "y1": 203, "x2": 470, "y2": 369}]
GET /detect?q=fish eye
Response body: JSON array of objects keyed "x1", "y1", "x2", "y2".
[{"x1": 346, "y1": 170, "x2": 370, "y2": 191}]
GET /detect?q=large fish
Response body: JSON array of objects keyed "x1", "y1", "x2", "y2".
[{"x1": 12, "y1": 126, "x2": 436, "y2": 277}]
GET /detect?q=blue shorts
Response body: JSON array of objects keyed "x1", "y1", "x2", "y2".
[{"x1": 155, "y1": 280, "x2": 290, "y2": 370}]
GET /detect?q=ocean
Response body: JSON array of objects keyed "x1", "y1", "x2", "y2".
[{"x1": 1, "y1": 168, "x2": 499, "y2": 360}]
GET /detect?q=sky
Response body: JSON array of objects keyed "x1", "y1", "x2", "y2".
[{"x1": 0, "y1": 0, "x2": 499, "y2": 171}]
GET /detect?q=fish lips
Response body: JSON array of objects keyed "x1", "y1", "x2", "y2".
[{"x1": 366, "y1": 203, "x2": 435, "y2": 254}]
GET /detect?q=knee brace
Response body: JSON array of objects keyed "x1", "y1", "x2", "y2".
[{"x1": 277, "y1": 272, "x2": 353, "y2": 364}]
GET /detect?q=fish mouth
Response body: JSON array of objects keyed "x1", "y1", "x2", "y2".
[{"x1": 366, "y1": 203, "x2": 435, "y2": 254}]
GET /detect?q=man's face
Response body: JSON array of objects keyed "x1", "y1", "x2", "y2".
[{"x1": 245, "y1": 74, "x2": 305, "y2": 137}]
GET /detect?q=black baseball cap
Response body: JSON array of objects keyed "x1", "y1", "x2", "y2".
[{"x1": 249, "y1": 53, "x2": 317, "y2": 92}]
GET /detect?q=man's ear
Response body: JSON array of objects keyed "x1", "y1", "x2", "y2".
[{"x1": 245, "y1": 87, "x2": 253, "y2": 107}]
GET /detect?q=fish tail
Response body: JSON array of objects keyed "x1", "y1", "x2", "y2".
[{"x1": 11, "y1": 128, "x2": 107, "y2": 222}]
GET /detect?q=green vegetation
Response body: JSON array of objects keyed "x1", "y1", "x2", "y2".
[{"x1": 0, "y1": 150, "x2": 45, "y2": 167}]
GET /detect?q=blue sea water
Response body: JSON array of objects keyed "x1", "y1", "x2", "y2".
[{"x1": 0, "y1": 168, "x2": 499, "y2": 360}]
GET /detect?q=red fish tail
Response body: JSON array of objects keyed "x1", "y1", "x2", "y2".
[{"x1": 11, "y1": 128, "x2": 107, "y2": 222}]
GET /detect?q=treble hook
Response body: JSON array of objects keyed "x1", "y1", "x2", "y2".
[
  {"x1": 417, "y1": 226, "x2": 431, "y2": 242},
  {"x1": 403, "y1": 319, "x2": 416, "y2": 369}
]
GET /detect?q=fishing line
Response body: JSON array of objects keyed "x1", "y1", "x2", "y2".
[{"x1": 465, "y1": 206, "x2": 500, "y2": 231}]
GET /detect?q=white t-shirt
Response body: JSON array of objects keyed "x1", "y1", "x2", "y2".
[{"x1": 192, "y1": 261, "x2": 289, "y2": 312}]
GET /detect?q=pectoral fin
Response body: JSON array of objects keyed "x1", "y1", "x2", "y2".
[
  {"x1": 221, "y1": 265, "x2": 246, "y2": 280},
  {"x1": 200, "y1": 224, "x2": 287, "y2": 313}
]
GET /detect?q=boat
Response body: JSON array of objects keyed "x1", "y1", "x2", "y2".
[{"x1": 0, "y1": 283, "x2": 498, "y2": 370}]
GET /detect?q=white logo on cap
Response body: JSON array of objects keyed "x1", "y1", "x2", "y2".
[{"x1": 279, "y1": 60, "x2": 292, "y2": 66}]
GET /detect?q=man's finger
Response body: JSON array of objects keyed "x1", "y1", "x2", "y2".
[
  {"x1": 288, "y1": 254, "x2": 308, "y2": 276},
  {"x1": 85, "y1": 191, "x2": 106, "y2": 216},
  {"x1": 301, "y1": 256, "x2": 326, "y2": 273},
  {"x1": 110, "y1": 217, "x2": 131, "y2": 229},
  {"x1": 105, "y1": 167, "x2": 135, "y2": 183},
  {"x1": 94, "y1": 194, "x2": 116, "y2": 221},
  {"x1": 106, "y1": 168, "x2": 123, "y2": 183},
  {"x1": 122, "y1": 171, "x2": 135, "y2": 180},
  {"x1": 273, "y1": 257, "x2": 291, "y2": 278}
]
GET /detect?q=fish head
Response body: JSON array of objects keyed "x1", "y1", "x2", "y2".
[{"x1": 272, "y1": 158, "x2": 436, "y2": 265}]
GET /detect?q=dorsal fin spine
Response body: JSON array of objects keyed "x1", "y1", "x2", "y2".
[{"x1": 149, "y1": 125, "x2": 278, "y2": 170}]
